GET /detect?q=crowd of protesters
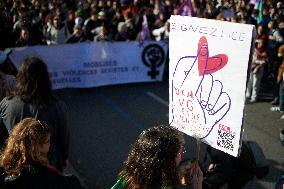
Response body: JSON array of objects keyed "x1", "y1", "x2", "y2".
[
  {"x1": 0, "y1": 0, "x2": 284, "y2": 188},
  {"x1": 1, "y1": 0, "x2": 284, "y2": 110},
  {"x1": 0, "y1": 0, "x2": 282, "y2": 48},
  {"x1": 0, "y1": 0, "x2": 173, "y2": 48}
]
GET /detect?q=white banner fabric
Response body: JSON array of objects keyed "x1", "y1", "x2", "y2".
[
  {"x1": 169, "y1": 16, "x2": 255, "y2": 156},
  {"x1": 10, "y1": 41, "x2": 167, "y2": 89}
]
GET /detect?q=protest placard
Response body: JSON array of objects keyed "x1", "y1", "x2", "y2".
[
  {"x1": 169, "y1": 16, "x2": 255, "y2": 156},
  {"x1": 10, "y1": 41, "x2": 167, "y2": 89}
]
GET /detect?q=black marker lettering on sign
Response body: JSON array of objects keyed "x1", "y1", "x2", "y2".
[{"x1": 171, "y1": 22, "x2": 247, "y2": 42}]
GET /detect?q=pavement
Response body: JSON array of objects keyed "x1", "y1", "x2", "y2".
[{"x1": 55, "y1": 80, "x2": 284, "y2": 189}]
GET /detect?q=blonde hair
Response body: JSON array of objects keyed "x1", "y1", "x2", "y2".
[{"x1": 0, "y1": 118, "x2": 51, "y2": 176}]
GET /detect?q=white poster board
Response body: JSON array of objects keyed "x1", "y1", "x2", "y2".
[
  {"x1": 10, "y1": 41, "x2": 167, "y2": 89},
  {"x1": 169, "y1": 16, "x2": 255, "y2": 156}
]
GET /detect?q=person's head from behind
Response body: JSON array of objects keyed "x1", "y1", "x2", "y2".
[
  {"x1": 120, "y1": 125, "x2": 185, "y2": 188},
  {"x1": 0, "y1": 118, "x2": 51, "y2": 176},
  {"x1": 14, "y1": 56, "x2": 52, "y2": 104}
]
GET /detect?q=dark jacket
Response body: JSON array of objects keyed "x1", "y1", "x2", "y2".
[
  {"x1": 0, "y1": 96, "x2": 69, "y2": 172},
  {"x1": 65, "y1": 35, "x2": 87, "y2": 43},
  {"x1": 203, "y1": 143, "x2": 255, "y2": 189},
  {"x1": 0, "y1": 165, "x2": 83, "y2": 189}
]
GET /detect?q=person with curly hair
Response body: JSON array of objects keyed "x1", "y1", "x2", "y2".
[
  {"x1": 112, "y1": 125, "x2": 203, "y2": 189},
  {"x1": 0, "y1": 118, "x2": 83, "y2": 189},
  {"x1": 0, "y1": 56, "x2": 69, "y2": 172}
]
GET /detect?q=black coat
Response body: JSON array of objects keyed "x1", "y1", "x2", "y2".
[
  {"x1": 0, "y1": 165, "x2": 84, "y2": 189},
  {"x1": 203, "y1": 143, "x2": 255, "y2": 189}
]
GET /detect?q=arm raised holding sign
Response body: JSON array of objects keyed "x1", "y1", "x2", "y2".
[{"x1": 170, "y1": 36, "x2": 231, "y2": 139}]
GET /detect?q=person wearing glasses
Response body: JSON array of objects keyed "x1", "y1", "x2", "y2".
[{"x1": 112, "y1": 125, "x2": 203, "y2": 189}]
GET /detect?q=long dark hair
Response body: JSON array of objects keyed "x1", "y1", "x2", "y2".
[
  {"x1": 12, "y1": 56, "x2": 54, "y2": 106},
  {"x1": 118, "y1": 125, "x2": 182, "y2": 189}
]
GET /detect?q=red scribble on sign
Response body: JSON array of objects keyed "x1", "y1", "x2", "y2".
[
  {"x1": 197, "y1": 36, "x2": 228, "y2": 76},
  {"x1": 174, "y1": 86, "x2": 194, "y2": 111},
  {"x1": 218, "y1": 123, "x2": 232, "y2": 134},
  {"x1": 174, "y1": 86, "x2": 194, "y2": 98},
  {"x1": 173, "y1": 86, "x2": 201, "y2": 132},
  {"x1": 170, "y1": 36, "x2": 231, "y2": 139}
]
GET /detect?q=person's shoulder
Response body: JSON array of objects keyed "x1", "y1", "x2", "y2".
[
  {"x1": 0, "y1": 96, "x2": 21, "y2": 106},
  {"x1": 2, "y1": 166, "x2": 42, "y2": 189},
  {"x1": 36, "y1": 165, "x2": 62, "y2": 179},
  {"x1": 20, "y1": 165, "x2": 64, "y2": 185},
  {"x1": 44, "y1": 166, "x2": 84, "y2": 189},
  {"x1": 6, "y1": 165, "x2": 61, "y2": 189}
]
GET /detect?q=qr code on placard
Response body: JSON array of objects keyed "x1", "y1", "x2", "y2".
[{"x1": 217, "y1": 125, "x2": 235, "y2": 151}]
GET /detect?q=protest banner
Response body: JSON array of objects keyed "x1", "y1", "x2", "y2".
[
  {"x1": 169, "y1": 16, "x2": 255, "y2": 156},
  {"x1": 10, "y1": 41, "x2": 167, "y2": 89}
]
